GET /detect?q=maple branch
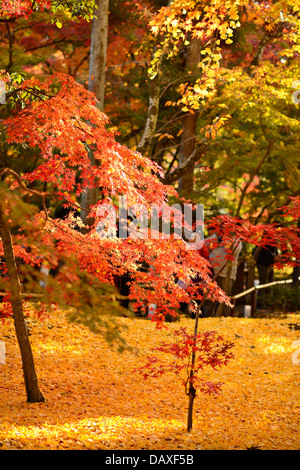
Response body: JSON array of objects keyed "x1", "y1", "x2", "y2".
[
  {"x1": 24, "y1": 38, "x2": 67, "y2": 53},
  {"x1": 235, "y1": 139, "x2": 275, "y2": 217},
  {"x1": 0, "y1": 168, "x2": 48, "y2": 198},
  {"x1": 73, "y1": 116, "x2": 94, "y2": 138},
  {"x1": 159, "y1": 73, "x2": 199, "y2": 100},
  {"x1": 153, "y1": 130, "x2": 201, "y2": 162},
  {"x1": 4, "y1": 86, "x2": 53, "y2": 102},
  {"x1": 259, "y1": 112, "x2": 272, "y2": 143},
  {"x1": 0, "y1": 167, "x2": 89, "y2": 213},
  {"x1": 212, "y1": 237, "x2": 241, "y2": 281},
  {"x1": 0, "y1": 17, "x2": 18, "y2": 24},
  {"x1": 247, "y1": 32, "x2": 271, "y2": 70},
  {"x1": 156, "y1": 111, "x2": 190, "y2": 134},
  {"x1": 72, "y1": 53, "x2": 90, "y2": 77},
  {"x1": 163, "y1": 140, "x2": 208, "y2": 185},
  {"x1": 253, "y1": 196, "x2": 281, "y2": 224},
  {"x1": 41, "y1": 194, "x2": 49, "y2": 226},
  {"x1": 165, "y1": 148, "x2": 180, "y2": 175},
  {"x1": 47, "y1": 217, "x2": 107, "y2": 254},
  {"x1": 0, "y1": 168, "x2": 98, "y2": 249},
  {"x1": 25, "y1": 86, "x2": 53, "y2": 99},
  {"x1": 247, "y1": 22, "x2": 287, "y2": 72}
]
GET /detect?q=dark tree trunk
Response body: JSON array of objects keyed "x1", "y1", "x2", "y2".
[
  {"x1": 292, "y1": 219, "x2": 300, "y2": 287},
  {"x1": 0, "y1": 205, "x2": 44, "y2": 403},
  {"x1": 187, "y1": 381, "x2": 196, "y2": 433},
  {"x1": 186, "y1": 302, "x2": 202, "y2": 432},
  {"x1": 178, "y1": 112, "x2": 198, "y2": 196},
  {"x1": 178, "y1": 38, "x2": 201, "y2": 197}
]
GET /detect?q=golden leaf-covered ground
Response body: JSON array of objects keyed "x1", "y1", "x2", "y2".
[{"x1": 0, "y1": 307, "x2": 299, "y2": 450}]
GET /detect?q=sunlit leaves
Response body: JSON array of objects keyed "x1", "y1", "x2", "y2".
[{"x1": 147, "y1": 0, "x2": 243, "y2": 110}]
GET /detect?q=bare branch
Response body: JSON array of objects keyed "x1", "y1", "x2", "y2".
[
  {"x1": 0, "y1": 167, "x2": 89, "y2": 213},
  {"x1": 163, "y1": 140, "x2": 208, "y2": 185},
  {"x1": 235, "y1": 139, "x2": 275, "y2": 217}
]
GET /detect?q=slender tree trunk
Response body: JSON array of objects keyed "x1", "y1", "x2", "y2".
[
  {"x1": 136, "y1": 74, "x2": 160, "y2": 156},
  {"x1": 81, "y1": 0, "x2": 109, "y2": 232},
  {"x1": 187, "y1": 380, "x2": 196, "y2": 433},
  {"x1": 0, "y1": 205, "x2": 44, "y2": 403},
  {"x1": 187, "y1": 302, "x2": 201, "y2": 432},
  {"x1": 292, "y1": 219, "x2": 300, "y2": 287},
  {"x1": 89, "y1": 0, "x2": 109, "y2": 111},
  {"x1": 178, "y1": 113, "x2": 198, "y2": 196},
  {"x1": 292, "y1": 265, "x2": 300, "y2": 287},
  {"x1": 178, "y1": 38, "x2": 201, "y2": 197},
  {"x1": 136, "y1": 0, "x2": 177, "y2": 157}
]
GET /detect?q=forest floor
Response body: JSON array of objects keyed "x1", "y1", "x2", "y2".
[{"x1": 0, "y1": 304, "x2": 299, "y2": 450}]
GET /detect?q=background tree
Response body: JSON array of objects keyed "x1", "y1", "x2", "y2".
[
  {"x1": 115, "y1": 0, "x2": 299, "y2": 224},
  {"x1": 80, "y1": 0, "x2": 109, "y2": 231}
]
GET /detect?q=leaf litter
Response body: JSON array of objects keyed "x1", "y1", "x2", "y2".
[{"x1": 0, "y1": 306, "x2": 299, "y2": 450}]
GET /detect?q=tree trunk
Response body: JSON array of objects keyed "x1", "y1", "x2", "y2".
[
  {"x1": 137, "y1": 74, "x2": 160, "y2": 156},
  {"x1": 186, "y1": 302, "x2": 202, "y2": 432},
  {"x1": 89, "y1": 0, "x2": 109, "y2": 111},
  {"x1": 178, "y1": 39, "x2": 201, "y2": 197},
  {"x1": 178, "y1": 113, "x2": 198, "y2": 196},
  {"x1": 81, "y1": 0, "x2": 109, "y2": 232},
  {"x1": 0, "y1": 205, "x2": 44, "y2": 403},
  {"x1": 187, "y1": 381, "x2": 196, "y2": 433},
  {"x1": 80, "y1": 148, "x2": 100, "y2": 232},
  {"x1": 292, "y1": 219, "x2": 300, "y2": 287},
  {"x1": 292, "y1": 265, "x2": 300, "y2": 287}
]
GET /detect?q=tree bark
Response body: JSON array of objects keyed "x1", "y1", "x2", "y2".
[
  {"x1": 136, "y1": 74, "x2": 160, "y2": 156},
  {"x1": 164, "y1": 141, "x2": 207, "y2": 185},
  {"x1": 187, "y1": 381, "x2": 196, "y2": 433},
  {"x1": 0, "y1": 204, "x2": 44, "y2": 403},
  {"x1": 177, "y1": 38, "x2": 202, "y2": 197},
  {"x1": 81, "y1": 0, "x2": 109, "y2": 232},
  {"x1": 136, "y1": 0, "x2": 177, "y2": 157},
  {"x1": 88, "y1": 0, "x2": 109, "y2": 111},
  {"x1": 292, "y1": 219, "x2": 300, "y2": 287},
  {"x1": 186, "y1": 302, "x2": 202, "y2": 432},
  {"x1": 80, "y1": 148, "x2": 100, "y2": 232}
]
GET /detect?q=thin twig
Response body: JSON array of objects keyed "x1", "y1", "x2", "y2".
[{"x1": 0, "y1": 167, "x2": 89, "y2": 213}]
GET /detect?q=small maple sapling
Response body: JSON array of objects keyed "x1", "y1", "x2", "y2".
[{"x1": 136, "y1": 325, "x2": 234, "y2": 432}]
